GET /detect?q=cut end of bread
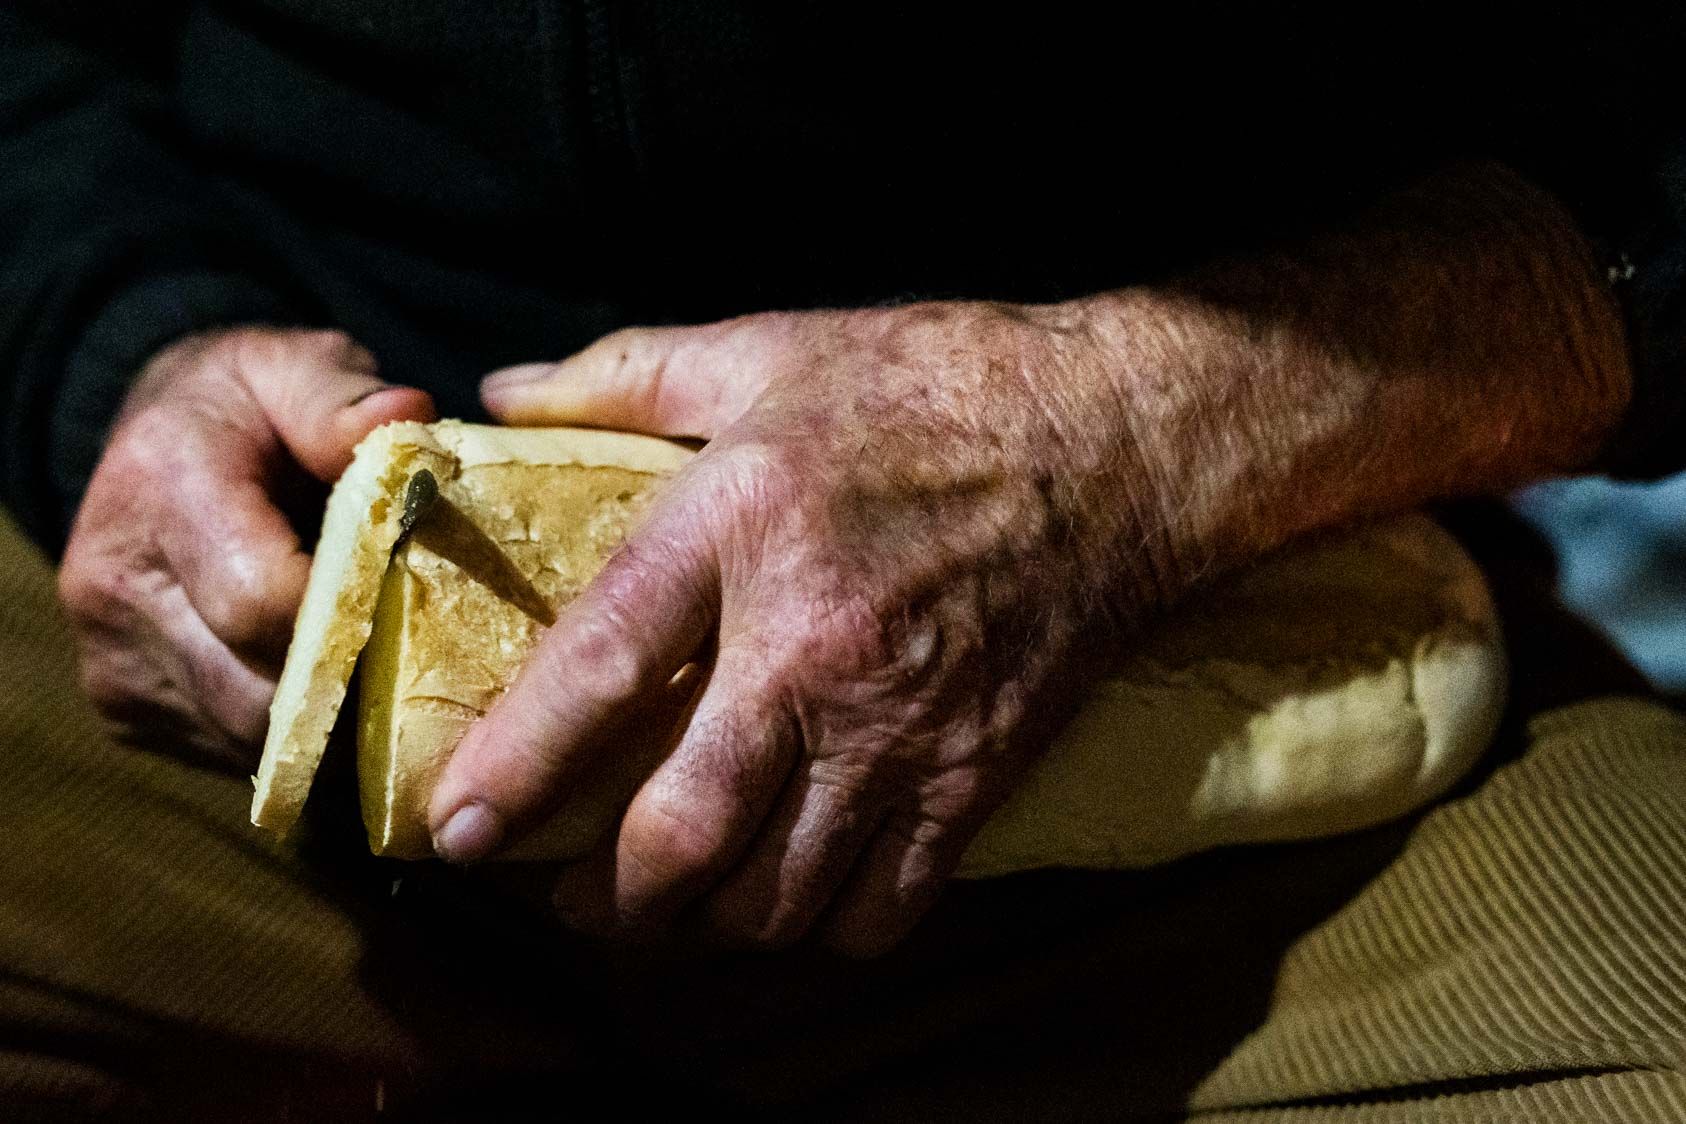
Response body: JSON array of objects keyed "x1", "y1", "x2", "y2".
[
  {"x1": 357, "y1": 427, "x2": 688, "y2": 857},
  {"x1": 252, "y1": 420, "x2": 696, "y2": 846},
  {"x1": 251, "y1": 421, "x2": 456, "y2": 834}
]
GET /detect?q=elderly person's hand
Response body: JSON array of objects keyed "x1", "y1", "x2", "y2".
[
  {"x1": 58, "y1": 327, "x2": 434, "y2": 764},
  {"x1": 430, "y1": 165, "x2": 1632, "y2": 957},
  {"x1": 431, "y1": 302, "x2": 1188, "y2": 956}
]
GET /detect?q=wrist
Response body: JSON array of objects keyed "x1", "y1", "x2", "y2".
[
  {"x1": 1062, "y1": 167, "x2": 1635, "y2": 598},
  {"x1": 1051, "y1": 286, "x2": 1292, "y2": 609}
]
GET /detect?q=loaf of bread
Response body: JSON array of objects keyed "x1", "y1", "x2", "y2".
[{"x1": 254, "y1": 421, "x2": 1506, "y2": 875}]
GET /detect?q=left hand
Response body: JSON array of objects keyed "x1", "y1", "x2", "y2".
[{"x1": 428, "y1": 301, "x2": 1198, "y2": 956}]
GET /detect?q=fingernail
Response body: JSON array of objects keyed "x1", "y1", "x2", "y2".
[
  {"x1": 348, "y1": 384, "x2": 400, "y2": 407},
  {"x1": 433, "y1": 803, "x2": 505, "y2": 864},
  {"x1": 481, "y1": 364, "x2": 552, "y2": 392}
]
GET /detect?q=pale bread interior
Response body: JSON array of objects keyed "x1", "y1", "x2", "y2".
[
  {"x1": 251, "y1": 421, "x2": 455, "y2": 833},
  {"x1": 252, "y1": 420, "x2": 692, "y2": 841},
  {"x1": 358, "y1": 441, "x2": 686, "y2": 857}
]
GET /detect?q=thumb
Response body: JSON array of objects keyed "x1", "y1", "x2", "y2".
[
  {"x1": 238, "y1": 329, "x2": 436, "y2": 482},
  {"x1": 479, "y1": 322, "x2": 771, "y2": 439}
]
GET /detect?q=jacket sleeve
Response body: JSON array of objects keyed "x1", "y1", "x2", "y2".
[
  {"x1": 0, "y1": 3, "x2": 312, "y2": 553},
  {"x1": 1496, "y1": 12, "x2": 1686, "y2": 482},
  {"x1": 1585, "y1": 137, "x2": 1686, "y2": 484}
]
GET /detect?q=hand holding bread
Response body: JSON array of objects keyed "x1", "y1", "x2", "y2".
[
  {"x1": 58, "y1": 327, "x2": 434, "y2": 763},
  {"x1": 436, "y1": 302, "x2": 1235, "y2": 956},
  {"x1": 71, "y1": 306, "x2": 1509, "y2": 963}
]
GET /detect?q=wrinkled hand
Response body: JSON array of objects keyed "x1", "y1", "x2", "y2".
[
  {"x1": 59, "y1": 327, "x2": 434, "y2": 763},
  {"x1": 431, "y1": 302, "x2": 1191, "y2": 956}
]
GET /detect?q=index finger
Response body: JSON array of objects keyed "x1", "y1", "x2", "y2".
[
  {"x1": 162, "y1": 471, "x2": 313, "y2": 667},
  {"x1": 428, "y1": 513, "x2": 719, "y2": 863}
]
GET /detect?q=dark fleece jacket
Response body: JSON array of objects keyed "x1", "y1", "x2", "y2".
[{"x1": 2, "y1": 2, "x2": 1681, "y2": 550}]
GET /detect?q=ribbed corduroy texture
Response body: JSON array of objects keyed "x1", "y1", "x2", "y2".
[
  {"x1": 1191, "y1": 697, "x2": 1686, "y2": 1121},
  {"x1": 6, "y1": 502, "x2": 1686, "y2": 1121},
  {"x1": 0, "y1": 509, "x2": 609, "y2": 1120}
]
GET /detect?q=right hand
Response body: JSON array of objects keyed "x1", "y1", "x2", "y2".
[{"x1": 58, "y1": 327, "x2": 435, "y2": 764}]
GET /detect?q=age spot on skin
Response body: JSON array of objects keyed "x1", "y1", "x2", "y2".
[{"x1": 898, "y1": 614, "x2": 942, "y2": 680}]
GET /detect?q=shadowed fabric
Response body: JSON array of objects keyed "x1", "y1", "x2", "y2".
[
  {"x1": 0, "y1": 506, "x2": 616, "y2": 1119},
  {"x1": 5, "y1": 503, "x2": 1686, "y2": 1121}
]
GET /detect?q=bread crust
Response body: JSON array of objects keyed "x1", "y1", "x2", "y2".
[
  {"x1": 957, "y1": 515, "x2": 1505, "y2": 876},
  {"x1": 251, "y1": 422, "x2": 454, "y2": 833}
]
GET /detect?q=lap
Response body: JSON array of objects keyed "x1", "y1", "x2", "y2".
[
  {"x1": 5, "y1": 502, "x2": 1686, "y2": 1122},
  {"x1": 0, "y1": 510, "x2": 615, "y2": 1119}
]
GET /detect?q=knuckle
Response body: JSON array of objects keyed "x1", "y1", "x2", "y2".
[
  {"x1": 218, "y1": 325, "x2": 284, "y2": 373},
  {"x1": 297, "y1": 327, "x2": 357, "y2": 357},
  {"x1": 924, "y1": 762, "x2": 1001, "y2": 817},
  {"x1": 918, "y1": 780, "x2": 979, "y2": 828},
  {"x1": 56, "y1": 559, "x2": 129, "y2": 629},
  {"x1": 611, "y1": 327, "x2": 661, "y2": 370},
  {"x1": 774, "y1": 599, "x2": 964, "y2": 719},
  {"x1": 226, "y1": 326, "x2": 363, "y2": 391},
  {"x1": 566, "y1": 534, "x2": 711, "y2": 700},
  {"x1": 805, "y1": 752, "x2": 882, "y2": 797},
  {"x1": 707, "y1": 439, "x2": 799, "y2": 508},
  {"x1": 677, "y1": 699, "x2": 781, "y2": 793},
  {"x1": 245, "y1": 325, "x2": 347, "y2": 366},
  {"x1": 112, "y1": 404, "x2": 237, "y2": 498},
  {"x1": 623, "y1": 795, "x2": 730, "y2": 887},
  {"x1": 569, "y1": 594, "x2": 662, "y2": 702},
  {"x1": 196, "y1": 551, "x2": 281, "y2": 648},
  {"x1": 784, "y1": 592, "x2": 888, "y2": 678},
  {"x1": 108, "y1": 410, "x2": 185, "y2": 481},
  {"x1": 295, "y1": 328, "x2": 376, "y2": 376},
  {"x1": 884, "y1": 810, "x2": 951, "y2": 852},
  {"x1": 884, "y1": 612, "x2": 948, "y2": 682},
  {"x1": 590, "y1": 327, "x2": 665, "y2": 387},
  {"x1": 707, "y1": 310, "x2": 800, "y2": 373},
  {"x1": 593, "y1": 326, "x2": 646, "y2": 360}
]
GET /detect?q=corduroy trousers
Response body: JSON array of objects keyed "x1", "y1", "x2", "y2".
[{"x1": 5, "y1": 503, "x2": 1686, "y2": 1123}]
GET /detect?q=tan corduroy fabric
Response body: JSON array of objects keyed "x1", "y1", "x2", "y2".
[
  {"x1": 6, "y1": 503, "x2": 1686, "y2": 1122},
  {"x1": 1191, "y1": 698, "x2": 1686, "y2": 1122},
  {"x1": 0, "y1": 509, "x2": 614, "y2": 1120}
]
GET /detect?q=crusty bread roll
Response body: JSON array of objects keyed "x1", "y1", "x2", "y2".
[
  {"x1": 254, "y1": 421, "x2": 1507, "y2": 876},
  {"x1": 253, "y1": 422, "x2": 456, "y2": 834}
]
